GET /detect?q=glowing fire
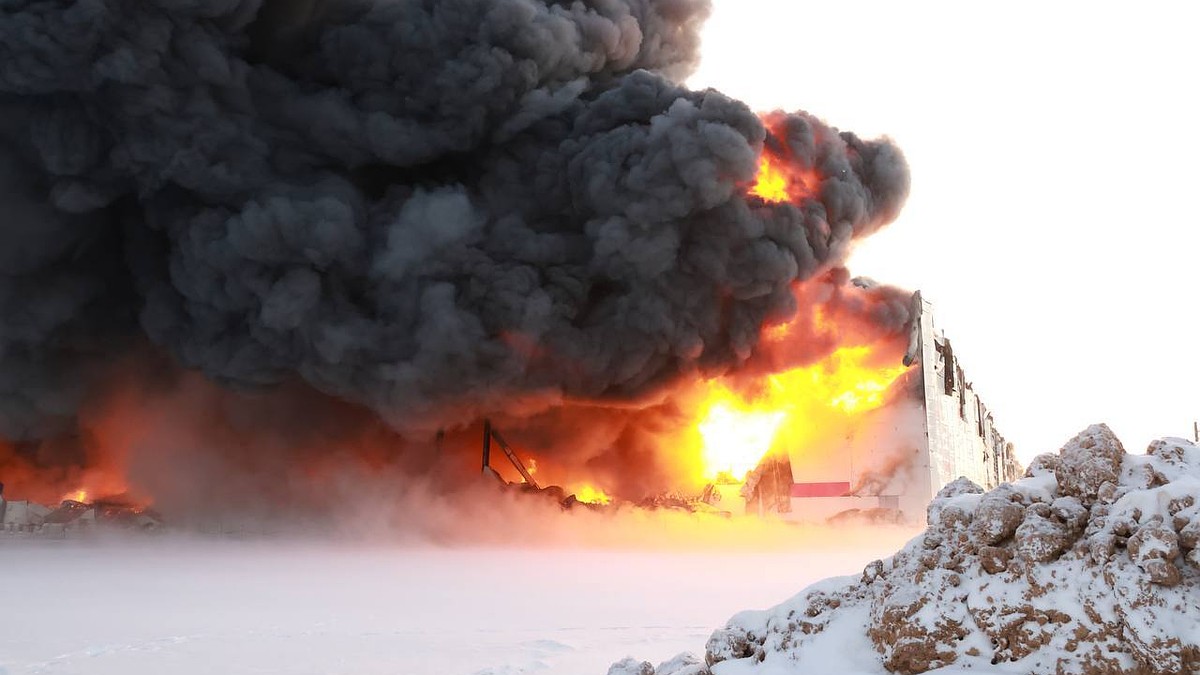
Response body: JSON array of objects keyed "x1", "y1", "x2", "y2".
[
  {"x1": 573, "y1": 485, "x2": 612, "y2": 505},
  {"x1": 1, "y1": 279, "x2": 911, "y2": 516},
  {"x1": 692, "y1": 346, "x2": 909, "y2": 482},
  {"x1": 493, "y1": 287, "x2": 914, "y2": 499},
  {"x1": 748, "y1": 154, "x2": 820, "y2": 204},
  {"x1": 697, "y1": 400, "x2": 786, "y2": 480},
  {"x1": 61, "y1": 489, "x2": 89, "y2": 503},
  {"x1": 750, "y1": 155, "x2": 790, "y2": 202}
]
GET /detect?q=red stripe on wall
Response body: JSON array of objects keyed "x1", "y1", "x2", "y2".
[{"x1": 790, "y1": 482, "x2": 851, "y2": 498}]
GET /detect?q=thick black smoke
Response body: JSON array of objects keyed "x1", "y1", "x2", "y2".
[{"x1": 0, "y1": 0, "x2": 909, "y2": 441}]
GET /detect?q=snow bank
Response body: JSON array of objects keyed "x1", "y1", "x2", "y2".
[{"x1": 612, "y1": 425, "x2": 1200, "y2": 675}]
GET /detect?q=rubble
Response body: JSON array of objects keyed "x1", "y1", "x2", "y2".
[
  {"x1": 1, "y1": 492, "x2": 163, "y2": 537},
  {"x1": 493, "y1": 474, "x2": 735, "y2": 517},
  {"x1": 2, "y1": 499, "x2": 52, "y2": 533},
  {"x1": 610, "y1": 424, "x2": 1200, "y2": 674}
]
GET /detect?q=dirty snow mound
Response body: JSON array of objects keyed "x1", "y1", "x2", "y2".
[{"x1": 613, "y1": 424, "x2": 1200, "y2": 674}]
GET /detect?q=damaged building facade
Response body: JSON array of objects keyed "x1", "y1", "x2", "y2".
[{"x1": 740, "y1": 292, "x2": 1021, "y2": 522}]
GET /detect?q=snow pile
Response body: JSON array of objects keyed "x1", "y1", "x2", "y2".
[{"x1": 610, "y1": 425, "x2": 1200, "y2": 675}]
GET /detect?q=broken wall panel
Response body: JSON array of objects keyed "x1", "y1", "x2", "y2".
[{"x1": 912, "y1": 292, "x2": 1018, "y2": 498}]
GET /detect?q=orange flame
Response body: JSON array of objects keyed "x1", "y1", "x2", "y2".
[
  {"x1": 61, "y1": 489, "x2": 90, "y2": 504},
  {"x1": 696, "y1": 396, "x2": 786, "y2": 480},
  {"x1": 688, "y1": 346, "x2": 909, "y2": 482},
  {"x1": 572, "y1": 485, "x2": 612, "y2": 505},
  {"x1": 750, "y1": 155, "x2": 790, "y2": 202},
  {"x1": 493, "y1": 283, "x2": 914, "y2": 498},
  {"x1": 748, "y1": 154, "x2": 820, "y2": 204}
]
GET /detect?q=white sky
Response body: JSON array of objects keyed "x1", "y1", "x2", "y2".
[{"x1": 689, "y1": 1, "x2": 1199, "y2": 463}]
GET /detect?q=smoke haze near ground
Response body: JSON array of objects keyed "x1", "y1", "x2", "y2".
[
  {"x1": 0, "y1": 360, "x2": 922, "y2": 543},
  {"x1": 0, "y1": 533, "x2": 919, "y2": 675}
]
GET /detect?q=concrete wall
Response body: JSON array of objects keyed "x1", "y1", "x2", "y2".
[
  {"x1": 2, "y1": 500, "x2": 51, "y2": 529},
  {"x1": 913, "y1": 293, "x2": 1018, "y2": 501}
]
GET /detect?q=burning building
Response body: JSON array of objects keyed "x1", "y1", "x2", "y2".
[
  {"x1": 0, "y1": 0, "x2": 1019, "y2": 530},
  {"x1": 731, "y1": 291, "x2": 1022, "y2": 522},
  {"x1": 475, "y1": 283, "x2": 1020, "y2": 524}
]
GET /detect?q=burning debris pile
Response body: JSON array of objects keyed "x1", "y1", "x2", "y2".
[
  {"x1": 1, "y1": 483, "x2": 163, "y2": 536},
  {"x1": 0, "y1": 0, "x2": 917, "y2": 514},
  {"x1": 611, "y1": 424, "x2": 1200, "y2": 675},
  {"x1": 483, "y1": 419, "x2": 738, "y2": 515}
]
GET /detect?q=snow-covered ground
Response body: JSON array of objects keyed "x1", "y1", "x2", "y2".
[{"x1": 0, "y1": 528, "x2": 917, "y2": 675}]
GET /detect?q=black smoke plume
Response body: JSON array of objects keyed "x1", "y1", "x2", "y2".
[{"x1": 0, "y1": 0, "x2": 909, "y2": 446}]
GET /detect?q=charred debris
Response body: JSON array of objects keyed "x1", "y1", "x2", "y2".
[
  {"x1": 474, "y1": 420, "x2": 735, "y2": 517},
  {"x1": 0, "y1": 481, "x2": 163, "y2": 537}
]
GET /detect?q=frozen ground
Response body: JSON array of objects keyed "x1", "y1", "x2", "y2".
[{"x1": 0, "y1": 528, "x2": 917, "y2": 675}]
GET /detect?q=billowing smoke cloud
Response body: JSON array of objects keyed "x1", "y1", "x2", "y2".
[{"x1": 0, "y1": 0, "x2": 908, "y2": 452}]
